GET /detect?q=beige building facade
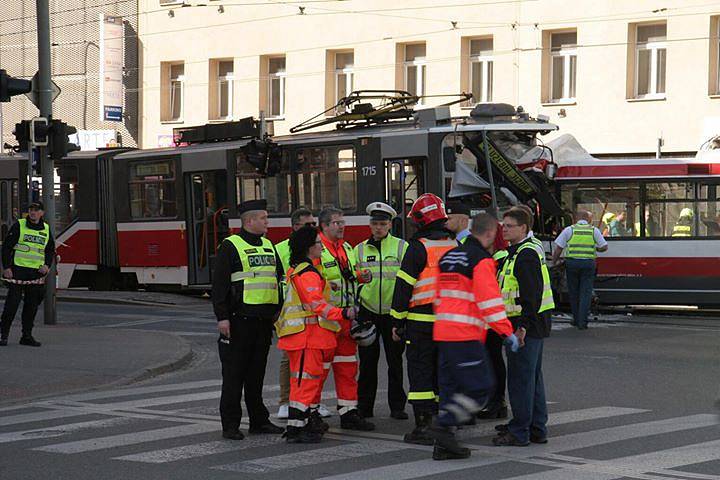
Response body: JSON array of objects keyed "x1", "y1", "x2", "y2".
[{"x1": 139, "y1": 0, "x2": 720, "y2": 155}]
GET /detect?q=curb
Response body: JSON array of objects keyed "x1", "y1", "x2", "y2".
[
  {"x1": 0, "y1": 330, "x2": 195, "y2": 408},
  {"x1": 0, "y1": 293, "x2": 207, "y2": 308}
]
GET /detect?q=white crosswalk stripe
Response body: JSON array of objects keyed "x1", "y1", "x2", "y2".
[
  {"x1": 0, "y1": 417, "x2": 132, "y2": 444},
  {"x1": 114, "y1": 436, "x2": 285, "y2": 463}
]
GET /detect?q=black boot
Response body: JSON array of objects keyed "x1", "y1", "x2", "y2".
[
  {"x1": 476, "y1": 403, "x2": 507, "y2": 419},
  {"x1": 307, "y1": 409, "x2": 329, "y2": 434},
  {"x1": 284, "y1": 425, "x2": 322, "y2": 444},
  {"x1": 19, "y1": 335, "x2": 41, "y2": 347},
  {"x1": 429, "y1": 423, "x2": 468, "y2": 454},
  {"x1": 404, "y1": 412, "x2": 435, "y2": 445},
  {"x1": 432, "y1": 444, "x2": 471, "y2": 460},
  {"x1": 0, "y1": 337, "x2": 7, "y2": 346},
  {"x1": 340, "y1": 410, "x2": 375, "y2": 431}
]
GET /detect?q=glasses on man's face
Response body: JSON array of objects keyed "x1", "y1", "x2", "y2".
[
  {"x1": 502, "y1": 223, "x2": 520, "y2": 229},
  {"x1": 331, "y1": 220, "x2": 346, "y2": 227},
  {"x1": 295, "y1": 221, "x2": 316, "y2": 227}
]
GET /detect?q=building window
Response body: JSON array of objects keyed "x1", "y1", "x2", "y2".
[
  {"x1": 404, "y1": 44, "x2": 426, "y2": 102},
  {"x1": 217, "y1": 60, "x2": 234, "y2": 120},
  {"x1": 129, "y1": 161, "x2": 177, "y2": 219},
  {"x1": 268, "y1": 56, "x2": 286, "y2": 118},
  {"x1": 550, "y1": 32, "x2": 577, "y2": 102},
  {"x1": 635, "y1": 23, "x2": 666, "y2": 98},
  {"x1": 712, "y1": 16, "x2": 720, "y2": 95},
  {"x1": 469, "y1": 38, "x2": 493, "y2": 103},
  {"x1": 162, "y1": 62, "x2": 184, "y2": 122},
  {"x1": 335, "y1": 52, "x2": 354, "y2": 103}
]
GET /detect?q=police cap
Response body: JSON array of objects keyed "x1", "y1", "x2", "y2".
[
  {"x1": 29, "y1": 201, "x2": 44, "y2": 210},
  {"x1": 238, "y1": 199, "x2": 267, "y2": 215},
  {"x1": 445, "y1": 200, "x2": 471, "y2": 217},
  {"x1": 366, "y1": 202, "x2": 397, "y2": 221}
]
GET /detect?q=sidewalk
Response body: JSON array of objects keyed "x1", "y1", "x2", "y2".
[
  {"x1": 0, "y1": 288, "x2": 211, "y2": 307},
  {"x1": 0, "y1": 323, "x2": 192, "y2": 406}
]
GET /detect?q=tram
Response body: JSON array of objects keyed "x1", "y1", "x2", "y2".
[{"x1": 554, "y1": 140, "x2": 720, "y2": 306}]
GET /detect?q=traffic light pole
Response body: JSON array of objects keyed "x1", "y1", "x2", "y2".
[{"x1": 36, "y1": 0, "x2": 56, "y2": 325}]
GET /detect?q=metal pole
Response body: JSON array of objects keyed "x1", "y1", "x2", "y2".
[
  {"x1": 36, "y1": 0, "x2": 56, "y2": 325},
  {"x1": 481, "y1": 130, "x2": 499, "y2": 217}
]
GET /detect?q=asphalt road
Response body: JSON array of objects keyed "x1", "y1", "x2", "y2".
[{"x1": 0, "y1": 301, "x2": 718, "y2": 480}]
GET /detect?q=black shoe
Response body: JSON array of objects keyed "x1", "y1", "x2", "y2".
[
  {"x1": 19, "y1": 336, "x2": 41, "y2": 347},
  {"x1": 285, "y1": 429, "x2": 322, "y2": 444},
  {"x1": 578, "y1": 325, "x2": 588, "y2": 330},
  {"x1": 340, "y1": 410, "x2": 375, "y2": 431},
  {"x1": 432, "y1": 444, "x2": 471, "y2": 460},
  {"x1": 248, "y1": 422, "x2": 284, "y2": 434},
  {"x1": 477, "y1": 405, "x2": 508, "y2": 419},
  {"x1": 492, "y1": 431, "x2": 529, "y2": 447},
  {"x1": 390, "y1": 410, "x2": 409, "y2": 420},
  {"x1": 494, "y1": 423, "x2": 509, "y2": 432},
  {"x1": 222, "y1": 430, "x2": 245, "y2": 440},
  {"x1": 530, "y1": 433, "x2": 548, "y2": 444},
  {"x1": 0, "y1": 338, "x2": 7, "y2": 346},
  {"x1": 308, "y1": 410, "x2": 329, "y2": 434},
  {"x1": 358, "y1": 408, "x2": 374, "y2": 419},
  {"x1": 429, "y1": 424, "x2": 465, "y2": 452}
]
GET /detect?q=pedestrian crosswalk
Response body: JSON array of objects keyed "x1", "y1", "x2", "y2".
[{"x1": 2, "y1": 379, "x2": 719, "y2": 480}]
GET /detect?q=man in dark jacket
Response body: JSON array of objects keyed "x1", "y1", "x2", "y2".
[
  {"x1": 212, "y1": 199, "x2": 284, "y2": 440},
  {"x1": 0, "y1": 201, "x2": 55, "y2": 347},
  {"x1": 493, "y1": 208, "x2": 553, "y2": 447}
]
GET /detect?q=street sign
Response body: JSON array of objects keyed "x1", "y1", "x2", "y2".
[{"x1": 25, "y1": 72, "x2": 61, "y2": 108}]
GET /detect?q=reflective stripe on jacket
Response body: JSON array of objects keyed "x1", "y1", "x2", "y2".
[
  {"x1": 318, "y1": 236, "x2": 357, "y2": 308},
  {"x1": 225, "y1": 234, "x2": 279, "y2": 305},
  {"x1": 499, "y1": 241, "x2": 555, "y2": 317},
  {"x1": 566, "y1": 223, "x2": 597, "y2": 259},
  {"x1": 407, "y1": 238, "x2": 457, "y2": 311},
  {"x1": 355, "y1": 235, "x2": 407, "y2": 314},
  {"x1": 13, "y1": 218, "x2": 50, "y2": 270}
]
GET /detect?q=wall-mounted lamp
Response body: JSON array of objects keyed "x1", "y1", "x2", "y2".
[
  {"x1": 218, "y1": 5, "x2": 224, "y2": 13},
  {"x1": 168, "y1": 9, "x2": 174, "y2": 17},
  {"x1": 558, "y1": 108, "x2": 566, "y2": 118}
]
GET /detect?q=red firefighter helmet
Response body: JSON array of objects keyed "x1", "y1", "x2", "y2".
[{"x1": 407, "y1": 193, "x2": 447, "y2": 227}]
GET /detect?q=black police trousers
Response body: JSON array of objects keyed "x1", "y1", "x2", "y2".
[
  {"x1": 404, "y1": 320, "x2": 438, "y2": 416},
  {"x1": 218, "y1": 315, "x2": 272, "y2": 431},
  {"x1": 0, "y1": 283, "x2": 44, "y2": 339},
  {"x1": 357, "y1": 308, "x2": 406, "y2": 414},
  {"x1": 485, "y1": 329, "x2": 507, "y2": 407}
]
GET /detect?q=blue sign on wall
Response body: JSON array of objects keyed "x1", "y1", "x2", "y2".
[{"x1": 104, "y1": 106, "x2": 123, "y2": 122}]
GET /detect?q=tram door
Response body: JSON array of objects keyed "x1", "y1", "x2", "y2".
[
  {"x1": 385, "y1": 158, "x2": 424, "y2": 239},
  {"x1": 0, "y1": 179, "x2": 19, "y2": 243},
  {"x1": 186, "y1": 171, "x2": 228, "y2": 285}
]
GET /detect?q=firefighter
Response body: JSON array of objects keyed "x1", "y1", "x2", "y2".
[
  {"x1": 671, "y1": 208, "x2": 694, "y2": 237},
  {"x1": 275, "y1": 225, "x2": 357, "y2": 443},
  {"x1": 430, "y1": 212, "x2": 520, "y2": 460},
  {"x1": 390, "y1": 193, "x2": 458, "y2": 445},
  {"x1": 445, "y1": 200, "x2": 472, "y2": 243},
  {"x1": 274, "y1": 207, "x2": 318, "y2": 420},
  {"x1": 317, "y1": 206, "x2": 375, "y2": 431},
  {"x1": 493, "y1": 208, "x2": 554, "y2": 447},
  {"x1": 212, "y1": 199, "x2": 284, "y2": 440},
  {"x1": 355, "y1": 202, "x2": 409, "y2": 420},
  {"x1": 0, "y1": 201, "x2": 55, "y2": 347}
]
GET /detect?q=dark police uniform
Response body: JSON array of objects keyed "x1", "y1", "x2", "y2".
[
  {"x1": 212, "y1": 199, "x2": 283, "y2": 438},
  {"x1": 0, "y1": 203, "x2": 55, "y2": 346}
]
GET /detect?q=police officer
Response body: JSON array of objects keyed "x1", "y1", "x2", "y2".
[
  {"x1": 431, "y1": 213, "x2": 519, "y2": 460},
  {"x1": 355, "y1": 202, "x2": 408, "y2": 420},
  {"x1": 445, "y1": 200, "x2": 472, "y2": 243},
  {"x1": 317, "y1": 206, "x2": 374, "y2": 431},
  {"x1": 274, "y1": 207, "x2": 316, "y2": 420},
  {"x1": 494, "y1": 208, "x2": 554, "y2": 447},
  {"x1": 390, "y1": 193, "x2": 457, "y2": 445},
  {"x1": 0, "y1": 201, "x2": 55, "y2": 347},
  {"x1": 212, "y1": 199, "x2": 284, "y2": 440}
]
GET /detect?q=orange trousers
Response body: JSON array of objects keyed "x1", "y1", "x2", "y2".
[
  {"x1": 287, "y1": 348, "x2": 334, "y2": 427},
  {"x1": 315, "y1": 332, "x2": 359, "y2": 414}
]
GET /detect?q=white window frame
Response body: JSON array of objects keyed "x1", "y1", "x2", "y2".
[
  {"x1": 169, "y1": 64, "x2": 184, "y2": 122},
  {"x1": 635, "y1": 26, "x2": 667, "y2": 99},
  {"x1": 470, "y1": 52, "x2": 493, "y2": 104},
  {"x1": 217, "y1": 62, "x2": 234, "y2": 120},
  {"x1": 268, "y1": 57, "x2": 286, "y2": 118},
  {"x1": 550, "y1": 36, "x2": 577, "y2": 103},
  {"x1": 335, "y1": 67, "x2": 354, "y2": 103},
  {"x1": 716, "y1": 17, "x2": 720, "y2": 94},
  {"x1": 404, "y1": 46, "x2": 426, "y2": 105}
]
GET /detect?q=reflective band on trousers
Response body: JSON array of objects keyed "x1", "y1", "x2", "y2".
[
  {"x1": 408, "y1": 391, "x2": 437, "y2": 401},
  {"x1": 290, "y1": 371, "x2": 321, "y2": 380},
  {"x1": 500, "y1": 242, "x2": 555, "y2": 316},
  {"x1": 566, "y1": 224, "x2": 597, "y2": 259},
  {"x1": 225, "y1": 234, "x2": 279, "y2": 305}
]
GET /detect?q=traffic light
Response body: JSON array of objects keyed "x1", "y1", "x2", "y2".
[
  {"x1": 30, "y1": 117, "x2": 49, "y2": 147},
  {"x1": 241, "y1": 139, "x2": 268, "y2": 172},
  {"x1": 13, "y1": 120, "x2": 30, "y2": 152},
  {"x1": 0, "y1": 69, "x2": 32, "y2": 102},
  {"x1": 48, "y1": 119, "x2": 80, "y2": 160}
]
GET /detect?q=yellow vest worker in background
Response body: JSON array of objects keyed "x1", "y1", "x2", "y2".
[
  {"x1": 390, "y1": 193, "x2": 457, "y2": 445},
  {"x1": 317, "y1": 206, "x2": 375, "y2": 431},
  {"x1": 355, "y1": 202, "x2": 409, "y2": 420},
  {"x1": 274, "y1": 207, "x2": 317, "y2": 420},
  {"x1": 0, "y1": 201, "x2": 55, "y2": 347},
  {"x1": 212, "y1": 199, "x2": 284, "y2": 440},
  {"x1": 551, "y1": 210, "x2": 608, "y2": 330}
]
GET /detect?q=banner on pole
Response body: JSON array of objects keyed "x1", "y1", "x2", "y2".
[{"x1": 99, "y1": 14, "x2": 124, "y2": 122}]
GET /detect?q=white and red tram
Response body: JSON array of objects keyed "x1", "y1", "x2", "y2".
[{"x1": 554, "y1": 150, "x2": 720, "y2": 306}]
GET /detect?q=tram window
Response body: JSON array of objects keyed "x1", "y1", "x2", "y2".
[
  {"x1": 644, "y1": 202, "x2": 695, "y2": 237},
  {"x1": 236, "y1": 151, "x2": 291, "y2": 213},
  {"x1": 697, "y1": 183, "x2": 720, "y2": 236},
  {"x1": 296, "y1": 146, "x2": 356, "y2": 212},
  {"x1": 129, "y1": 161, "x2": 177, "y2": 219},
  {"x1": 0, "y1": 182, "x2": 6, "y2": 222},
  {"x1": 54, "y1": 165, "x2": 79, "y2": 233},
  {"x1": 561, "y1": 183, "x2": 640, "y2": 237},
  {"x1": 645, "y1": 182, "x2": 693, "y2": 200}
]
